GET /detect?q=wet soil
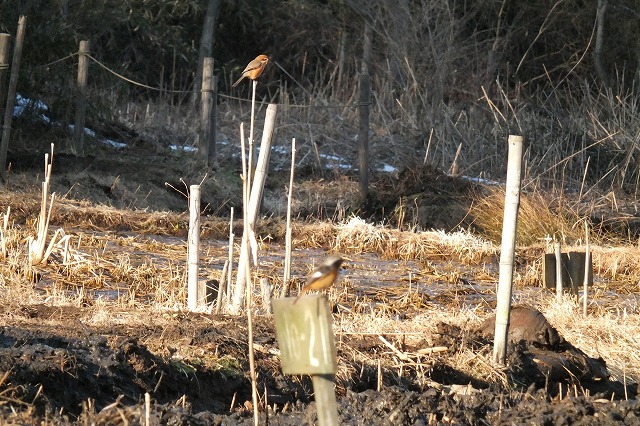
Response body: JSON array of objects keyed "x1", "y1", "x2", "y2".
[
  {"x1": 1, "y1": 138, "x2": 638, "y2": 425},
  {"x1": 0, "y1": 303, "x2": 637, "y2": 425}
]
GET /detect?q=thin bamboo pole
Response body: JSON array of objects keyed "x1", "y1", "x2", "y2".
[
  {"x1": 583, "y1": 221, "x2": 590, "y2": 317},
  {"x1": 492, "y1": 135, "x2": 523, "y2": 365},
  {"x1": 187, "y1": 185, "x2": 201, "y2": 310},
  {"x1": 240, "y1": 121, "x2": 260, "y2": 426},
  {"x1": 248, "y1": 80, "x2": 257, "y2": 184},
  {"x1": 226, "y1": 207, "x2": 234, "y2": 307},
  {"x1": 231, "y1": 105, "x2": 277, "y2": 313},
  {"x1": 283, "y1": 138, "x2": 296, "y2": 288},
  {"x1": 555, "y1": 241, "x2": 563, "y2": 303}
]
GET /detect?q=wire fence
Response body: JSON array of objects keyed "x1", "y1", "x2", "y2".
[{"x1": 31, "y1": 48, "x2": 365, "y2": 109}]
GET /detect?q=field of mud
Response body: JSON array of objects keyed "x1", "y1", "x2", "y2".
[
  {"x1": 0, "y1": 288, "x2": 638, "y2": 425},
  {"x1": 0, "y1": 146, "x2": 638, "y2": 425}
]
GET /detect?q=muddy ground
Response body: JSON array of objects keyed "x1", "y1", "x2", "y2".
[
  {"x1": 0, "y1": 303, "x2": 637, "y2": 425},
  {"x1": 1, "y1": 137, "x2": 639, "y2": 425}
]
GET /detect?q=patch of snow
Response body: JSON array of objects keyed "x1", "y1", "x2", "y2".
[{"x1": 170, "y1": 145, "x2": 198, "y2": 152}]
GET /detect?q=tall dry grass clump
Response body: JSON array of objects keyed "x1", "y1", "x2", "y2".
[
  {"x1": 334, "y1": 217, "x2": 496, "y2": 264},
  {"x1": 470, "y1": 187, "x2": 586, "y2": 246}
]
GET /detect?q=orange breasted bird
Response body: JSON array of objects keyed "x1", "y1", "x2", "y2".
[
  {"x1": 232, "y1": 54, "x2": 269, "y2": 87},
  {"x1": 294, "y1": 255, "x2": 344, "y2": 304}
]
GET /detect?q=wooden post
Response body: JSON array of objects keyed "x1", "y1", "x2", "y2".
[
  {"x1": 74, "y1": 40, "x2": 90, "y2": 155},
  {"x1": 358, "y1": 23, "x2": 372, "y2": 201},
  {"x1": 0, "y1": 16, "x2": 26, "y2": 183},
  {"x1": 0, "y1": 33, "x2": 10, "y2": 119},
  {"x1": 273, "y1": 296, "x2": 339, "y2": 425},
  {"x1": 493, "y1": 135, "x2": 523, "y2": 365},
  {"x1": 201, "y1": 57, "x2": 217, "y2": 167},
  {"x1": 554, "y1": 241, "x2": 563, "y2": 302},
  {"x1": 358, "y1": 73, "x2": 370, "y2": 200},
  {"x1": 187, "y1": 185, "x2": 201, "y2": 310}
]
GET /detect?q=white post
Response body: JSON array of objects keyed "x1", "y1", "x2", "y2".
[
  {"x1": 187, "y1": 185, "x2": 201, "y2": 310},
  {"x1": 493, "y1": 135, "x2": 524, "y2": 365},
  {"x1": 583, "y1": 221, "x2": 590, "y2": 317},
  {"x1": 230, "y1": 104, "x2": 278, "y2": 314},
  {"x1": 555, "y1": 241, "x2": 563, "y2": 303},
  {"x1": 248, "y1": 104, "x2": 278, "y2": 219},
  {"x1": 283, "y1": 138, "x2": 296, "y2": 287}
]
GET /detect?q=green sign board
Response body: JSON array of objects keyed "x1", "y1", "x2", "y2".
[{"x1": 272, "y1": 295, "x2": 337, "y2": 375}]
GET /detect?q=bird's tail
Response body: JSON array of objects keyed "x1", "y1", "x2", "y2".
[
  {"x1": 231, "y1": 76, "x2": 244, "y2": 87},
  {"x1": 293, "y1": 288, "x2": 306, "y2": 304}
]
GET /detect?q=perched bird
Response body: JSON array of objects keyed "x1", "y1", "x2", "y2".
[
  {"x1": 232, "y1": 54, "x2": 269, "y2": 87},
  {"x1": 294, "y1": 255, "x2": 344, "y2": 304}
]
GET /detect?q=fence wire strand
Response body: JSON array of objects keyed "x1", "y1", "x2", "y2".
[{"x1": 28, "y1": 50, "x2": 364, "y2": 109}]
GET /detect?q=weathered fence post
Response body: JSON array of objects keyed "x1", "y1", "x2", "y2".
[
  {"x1": 0, "y1": 16, "x2": 27, "y2": 183},
  {"x1": 493, "y1": 135, "x2": 524, "y2": 365},
  {"x1": 358, "y1": 23, "x2": 372, "y2": 201},
  {"x1": 74, "y1": 40, "x2": 90, "y2": 155},
  {"x1": 0, "y1": 33, "x2": 11, "y2": 119},
  {"x1": 200, "y1": 57, "x2": 217, "y2": 167}
]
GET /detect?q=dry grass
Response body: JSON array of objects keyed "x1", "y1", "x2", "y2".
[
  {"x1": 1, "y1": 173, "x2": 640, "y2": 394},
  {"x1": 335, "y1": 217, "x2": 498, "y2": 263},
  {"x1": 331, "y1": 288, "x2": 640, "y2": 392},
  {"x1": 470, "y1": 187, "x2": 586, "y2": 246},
  {"x1": 540, "y1": 297, "x2": 640, "y2": 388}
]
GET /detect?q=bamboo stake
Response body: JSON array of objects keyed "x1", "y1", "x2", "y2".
[
  {"x1": 214, "y1": 260, "x2": 229, "y2": 314},
  {"x1": 583, "y1": 221, "x2": 590, "y2": 317},
  {"x1": 226, "y1": 207, "x2": 234, "y2": 307},
  {"x1": 283, "y1": 138, "x2": 296, "y2": 288},
  {"x1": 241, "y1": 121, "x2": 260, "y2": 426},
  {"x1": 232, "y1": 105, "x2": 277, "y2": 312},
  {"x1": 249, "y1": 79, "x2": 257, "y2": 185},
  {"x1": 187, "y1": 185, "x2": 201, "y2": 311},
  {"x1": 0, "y1": 206, "x2": 9, "y2": 259},
  {"x1": 493, "y1": 135, "x2": 523, "y2": 365},
  {"x1": 555, "y1": 241, "x2": 563, "y2": 303}
]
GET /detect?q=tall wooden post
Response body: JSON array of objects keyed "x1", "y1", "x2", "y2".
[
  {"x1": 493, "y1": 135, "x2": 524, "y2": 365},
  {"x1": 358, "y1": 23, "x2": 372, "y2": 201},
  {"x1": 0, "y1": 16, "x2": 26, "y2": 183},
  {"x1": 0, "y1": 33, "x2": 10, "y2": 120},
  {"x1": 74, "y1": 40, "x2": 90, "y2": 155},
  {"x1": 358, "y1": 73, "x2": 370, "y2": 200},
  {"x1": 200, "y1": 57, "x2": 217, "y2": 167}
]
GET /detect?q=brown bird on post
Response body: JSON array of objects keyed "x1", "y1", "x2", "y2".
[
  {"x1": 294, "y1": 255, "x2": 344, "y2": 304},
  {"x1": 232, "y1": 54, "x2": 269, "y2": 87}
]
